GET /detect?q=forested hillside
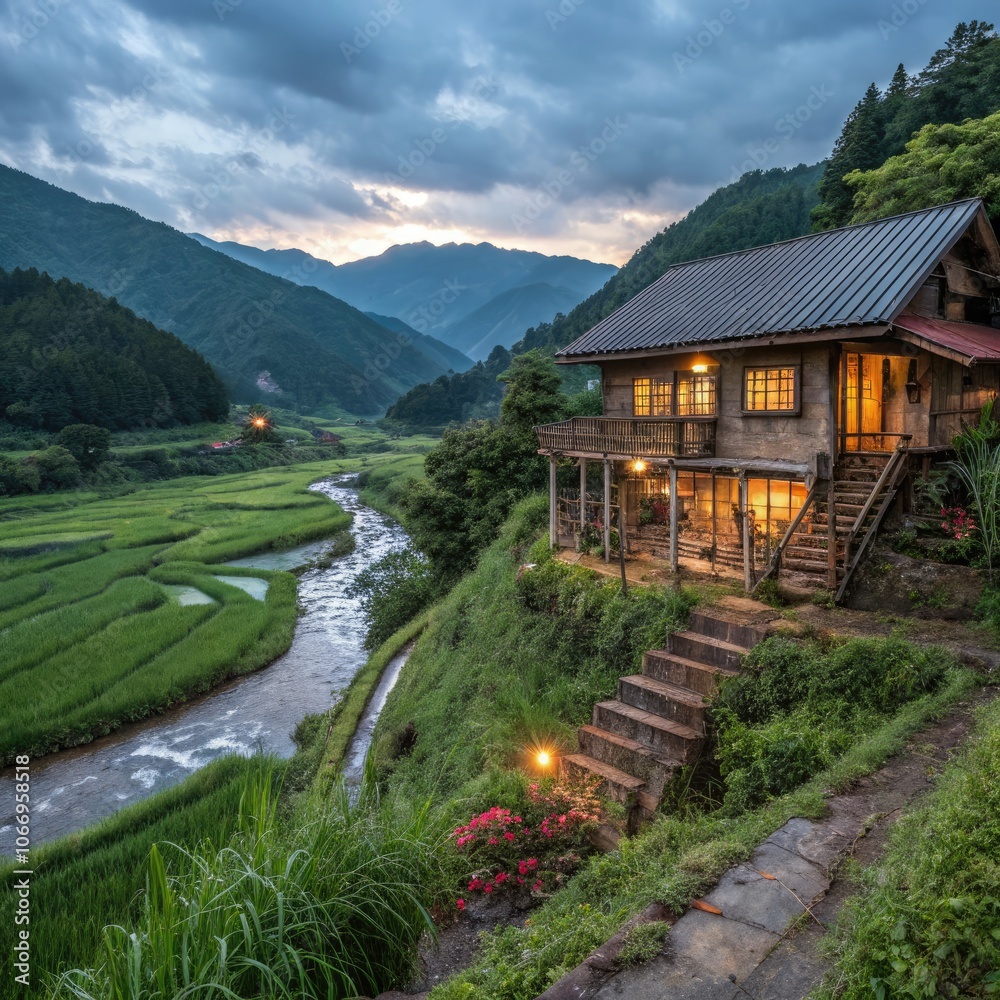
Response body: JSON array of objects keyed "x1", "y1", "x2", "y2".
[
  {"x1": 0, "y1": 268, "x2": 227, "y2": 431},
  {"x1": 0, "y1": 166, "x2": 467, "y2": 414},
  {"x1": 813, "y1": 20, "x2": 1000, "y2": 230},
  {"x1": 386, "y1": 162, "x2": 824, "y2": 425}
]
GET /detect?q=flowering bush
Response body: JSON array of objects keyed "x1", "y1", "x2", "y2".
[
  {"x1": 450, "y1": 777, "x2": 601, "y2": 906},
  {"x1": 941, "y1": 506, "x2": 975, "y2": 541}
]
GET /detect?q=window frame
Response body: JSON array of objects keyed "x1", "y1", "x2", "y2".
[
  {"x1": 741, "y1": 364, "x2": 801, "y2": 416},
  {"x1": 633, "y1": 370, "x2": 718, "y2": 418}
]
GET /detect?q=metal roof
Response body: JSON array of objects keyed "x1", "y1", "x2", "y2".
[
  {"x1": 558, "y1": 199, "x2": 988, "y2": 360},
  {"x1": 893, "y1": 312, "x2": 1000, "y2": 365}
]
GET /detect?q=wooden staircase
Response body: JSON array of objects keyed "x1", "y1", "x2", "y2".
[
  {"x1": 764, "y1": 445, "x2": 910, "y2": 596},
  {"x1": 562, "y1": 609, "x2": 771, "y2": 823}
]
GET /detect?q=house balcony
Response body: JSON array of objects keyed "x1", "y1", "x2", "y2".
[{"x1": 534, "y1": 416, "x2": 717, "y2": 460}]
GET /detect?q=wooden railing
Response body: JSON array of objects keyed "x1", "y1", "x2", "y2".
[
  {"x1": 839, "y1": 431, "x2": 912, "y2": 455},
  {"x1": 835, "y1": 436, "x2": 911, "y2": 603},
  {"x1": 751, "y1": 480, "x2": 821, "y2": 594},
  {"x1": 535, "y1": 416, "x2": 717, "y2": 458}
]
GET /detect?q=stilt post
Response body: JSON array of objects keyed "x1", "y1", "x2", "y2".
[
  {"x1": 603, "y1": 459, "x2": 611, "y2": 562},
  {"x1": 669, "y1": 464, "x2": 679, "y2": 575},
  {"x1": 549, "y1": 456, "x2": 557, "y2": 549}
]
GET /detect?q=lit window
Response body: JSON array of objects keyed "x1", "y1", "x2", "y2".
[
  {"x1": 633, "y1": 377, "x2": 674, "y2": 416},
  {"x1": 677, "y1": 374, "x2": 717, "y2": 416},
  {"x1": 633, "y1": 377, "x2": 651, "y2": 416},
  {"x1": 744, "y1": 367, "x2": 798, "y2": 413}
]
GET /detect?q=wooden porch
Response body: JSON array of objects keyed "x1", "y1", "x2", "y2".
[{"x1": 534, "y1": 416, "x2": 717, "y2": 459}]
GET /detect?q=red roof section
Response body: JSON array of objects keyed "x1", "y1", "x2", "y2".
[{"x1": 892, "y1": 312, "x2": 1000, "y2": 364}]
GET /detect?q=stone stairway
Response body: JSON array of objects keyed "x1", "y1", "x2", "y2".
[
  {"x1": 779, "y1": 455, "x2": 889, "y2": 590},
  {"x1": 563, "y1": 607, "x2": 772, "y2": 822}
]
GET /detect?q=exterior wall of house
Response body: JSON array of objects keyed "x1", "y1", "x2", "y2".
[
  {"x1": 601, "y1": 343, "x2": 834, "y2": 472},
  {"x1": 929, "y1": 354, "x2": 998, "y2": 445}
]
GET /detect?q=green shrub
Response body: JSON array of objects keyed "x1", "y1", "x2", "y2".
[{"x1": 348, "y1": 547, "x2": 439, "y2": 649}]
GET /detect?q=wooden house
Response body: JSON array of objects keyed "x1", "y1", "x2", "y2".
[{"x1": 534, "y1": 199, "x2": 1000, "y2": 596}]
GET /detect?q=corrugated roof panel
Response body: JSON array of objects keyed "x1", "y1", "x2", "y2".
[
  {"x1": 893, "y1": 312, "x2": 1000, "y2": 363},
  {"x1": 560, "y1": 199, "x2": 986, "y2": 358}
]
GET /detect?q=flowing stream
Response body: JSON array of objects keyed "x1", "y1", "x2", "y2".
[{"x1": 0, "y1": 475, "x2": 409, "y2": 853}]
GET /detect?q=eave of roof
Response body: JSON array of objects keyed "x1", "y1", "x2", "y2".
[
  {"x1": 892, "y1": 312, "x2": 1000, "y2": 366},
  {"x1": 558, "y1": 198, "x2": 991, "y2": 361}
]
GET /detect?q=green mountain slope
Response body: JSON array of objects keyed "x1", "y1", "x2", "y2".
[
  {"x1": 189, "y1": 234, "x2": 617, "y2": 357},
  {"x1": 0, "y1": 166, "x2": 465, "y2": 414},
  {"x1": 386, "y1": 163, "x2": 824, "y2": 425},
  {"x1": 0, "y1": 267, "x2": 228, "y2": 430}
]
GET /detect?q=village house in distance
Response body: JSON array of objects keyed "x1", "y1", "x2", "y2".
[{"x1": 535, "y1": 198, "x2": 1000, "y2": 599}]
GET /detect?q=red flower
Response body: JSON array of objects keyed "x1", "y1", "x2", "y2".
[
  {"x1": 456, "y1": 899, "x2": 466, "y2": 910},
  {"x1": 483, "y1": 883, "x2": 493, "y2": 894}
]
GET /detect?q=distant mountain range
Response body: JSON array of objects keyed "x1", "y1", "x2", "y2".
[
  {"x1": 188, "y1": 235, "x2": 617, "y2": 362},
  {"x1": 0, "y1": 165, "x2": 470, "y2": 415}
]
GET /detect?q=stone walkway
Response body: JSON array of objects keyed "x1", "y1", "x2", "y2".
[{"x1": 539, "y1": 699, "x2": 984, "y2": 1000}]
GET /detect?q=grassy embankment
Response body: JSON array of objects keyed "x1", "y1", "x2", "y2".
[
  {"x1": 810, "y1": 694, "x2": 1000, "y2": 1000},
  {"x1": 352, "y1": 496, "x2": 985, "y2": 999}
]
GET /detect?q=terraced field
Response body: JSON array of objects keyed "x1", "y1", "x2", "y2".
[{"x1": 0, "y1": 461, "x2": 364, "y2": 762}]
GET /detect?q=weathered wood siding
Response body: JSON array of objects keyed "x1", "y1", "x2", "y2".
[{"x1": 601, "y1": 345, "x2": 834, "y2": 471}]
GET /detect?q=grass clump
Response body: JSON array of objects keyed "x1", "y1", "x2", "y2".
[
  {"x1": 811, "y1": 694, "x2": 1000, "y2": 1000},
  {"x1": 370, "y1": 494, "x2": 694, "y2": 804},
  {"x1": 50, "y1": 768, "x2": 446, "y2": 1000},
  {"x1": 617, "y1": 920, "x2": 671, "y2": 967},
  {"x1": 712, "y1": 635, "x2": 954, "y2": 812}
]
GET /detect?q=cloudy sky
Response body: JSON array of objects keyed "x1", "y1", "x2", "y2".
[{"x1": 0, "y1": 1, "x2": 990, "y2": 266}]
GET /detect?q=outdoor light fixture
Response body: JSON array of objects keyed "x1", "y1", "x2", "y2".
[
  {"x1": 905, "y1": 359, "x2": 921, "y2": 404},
  {"x1": 692, "y1": 363, "x2": 709, "y2": 373},
  {"x1": 632, "y1": 458, "x2": 647, "y2": 474},
  {"x1": 536, "y1": 751, "x2": 551, "y2": 768}
]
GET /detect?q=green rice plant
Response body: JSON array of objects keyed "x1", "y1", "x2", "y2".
[
  {"x1": 0, "y1": 578, "x2": 166, "y2": 684},
  {"x1": 51, "y1": 768, "x2": 445, "y2": 1000},
  {"x1": 0, "y1": 602, "x2": 217, "y2": 761},
  {"x1": 0, "y1": 546, "x2": 161, "y2": 631},
  {"x1": 0, "y1": 572, "x2": 45, "y2": 610},
  {"x1": 0, "y1": 756, "x2": 277, "y2": 984}
]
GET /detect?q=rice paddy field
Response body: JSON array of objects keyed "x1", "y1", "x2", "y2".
[{"x1": 0, "y1": 459, "x2": 380, "y2": 762}]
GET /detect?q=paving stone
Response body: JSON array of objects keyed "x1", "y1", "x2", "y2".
[
  {"x1": 764, "y1": 817, "x2": 852, "y2": 874},
  {"x1": 697, "y1": 843, "x2": 827, "y2": 936},
  {"x1": 664, "y1": 909, "x2": 781, "y2": 984},
  {"x1": 740, "y1": 933, "x2": 827, "y2": 1000},
  {"x1": 591, "y1": 953, "x2": 742, "y2": 999}
]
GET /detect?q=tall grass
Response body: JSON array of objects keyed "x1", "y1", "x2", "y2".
[
  {"x1": 52, "y1": 768, "x2": 445, "y2": 1000},
  {"x1": 0, "y1": 756, "x2": 276, "y2": 991}
]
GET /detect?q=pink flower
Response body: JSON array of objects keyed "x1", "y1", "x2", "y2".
[
  {"x1": 504, "y1": 832, "x2": 515, "y2": 841},
  {"x1": 532, "y1": 880, "x2": 543, "y2": 891},
  {"x1": 483, "y1": 883, "x2": 493, "y2": 894},
  {"x1": 456, "y1": 899, "x2": 466, "y2": 910}
]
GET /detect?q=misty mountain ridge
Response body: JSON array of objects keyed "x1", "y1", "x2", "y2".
[
  {"x1": 0, "y1": 164, "x2": 470, "y2": 415},
  {"x1": 188, "y1": 234, "x2": 617, "y2": 362}
]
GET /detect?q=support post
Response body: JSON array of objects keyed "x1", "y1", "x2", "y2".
[
  {"x1": 618, "y1": 501, "x2": 628, "y2": 597},
  {"x1": 579, "y1": 459, "x2": 587, "y2": 533},
  {"x1": 827, "y1": 477, "x2": 838, "y2": 589},
  {"x1": 740, "y1": 474, "x2": 752, "y2": 592},
  {"x1": 603, "y1": 459, "x2": 611, "y2": 563},
  {"x1": 549, "y1": 457, "x2": 557, "y2": 550},
  {"x1": 669, "y1": 464, "x2": 679, "y2": 575}
]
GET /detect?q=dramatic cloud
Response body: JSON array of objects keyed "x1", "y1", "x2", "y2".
[{"x1": 0, "y1": 0, "x2": 990, "y2": 264}]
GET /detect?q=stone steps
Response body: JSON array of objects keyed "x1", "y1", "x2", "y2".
[{"x1": 563, "y1": 604, "x2": 773, "y2": 824}]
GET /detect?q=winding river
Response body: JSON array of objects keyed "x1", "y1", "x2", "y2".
[{"x1": 0, "y1": 475, "x2": 409, "y2": 853}]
